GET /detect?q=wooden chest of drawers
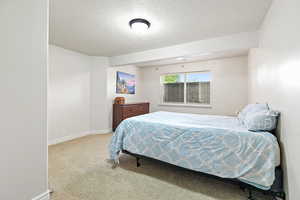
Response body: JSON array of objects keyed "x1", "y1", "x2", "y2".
[{"x1": 112, "y1": 102, "x2": 150, "y2": 131}]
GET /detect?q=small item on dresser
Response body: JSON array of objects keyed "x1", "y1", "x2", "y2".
[{"x1": 114, "y1": 97, "x2": 125, "y2": 104}]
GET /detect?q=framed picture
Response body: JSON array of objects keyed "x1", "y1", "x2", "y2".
[{"x1": 116, "y1": 71, "x2": 135, "y2": 94}]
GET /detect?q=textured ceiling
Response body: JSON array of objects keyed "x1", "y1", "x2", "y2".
[{"x1": 49, "y1": 0, "x2": 272, "y2": 56}]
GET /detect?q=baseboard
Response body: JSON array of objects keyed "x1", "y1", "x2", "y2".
[
  {"x1": 90, "y1": 129, "x2": 112, "y2": 134},
  {"x1": 48, "y1": 129, "x2": 112, "y2": 145},
  {"x1": 48, "y1": 131, "x2": 91, "y2": 145},
  {"x1": 32, "y1": 190, "x2": 50, "y2": 200}
]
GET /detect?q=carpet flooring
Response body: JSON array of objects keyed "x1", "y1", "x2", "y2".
[{"x1": 49, "y1": 134, "x2": 271, "y2": 200}]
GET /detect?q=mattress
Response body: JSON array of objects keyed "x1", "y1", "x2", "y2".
[{"x1": 109, "y1": 111, "x2": 280, "y2": 190}]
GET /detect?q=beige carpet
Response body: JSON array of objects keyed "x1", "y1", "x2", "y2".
[{"x1": 49, "y1": 134, "x2": 271, "y2": 200}]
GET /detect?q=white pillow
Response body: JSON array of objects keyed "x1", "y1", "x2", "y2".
[
  {"x1": 244, "y1": 110, "x2": 279, "y2": 132},
  {"x1": 238, "y1": 103, "x2": 269, "y2": 123}
]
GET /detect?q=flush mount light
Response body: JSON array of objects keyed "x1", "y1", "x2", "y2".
[
  {"x1": 176, "y1": 57, "x2": 185, "y2": 61},
  {"x1": 129, "y1": 18, "x2": 151, "y2": 33}
]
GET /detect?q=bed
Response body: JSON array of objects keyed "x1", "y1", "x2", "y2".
[{"x1": 109, "y1": 111, "x2": 283, "y2": 198}]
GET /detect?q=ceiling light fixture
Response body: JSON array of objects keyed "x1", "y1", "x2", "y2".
[
  {"x1": 129, "y1": 18, "x2": 151, "y2": 33},
  {"x1": 176, "y1": 57, "x2": 185, "y2": 61}
]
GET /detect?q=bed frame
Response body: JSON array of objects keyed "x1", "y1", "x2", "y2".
[{"x1": 122, "y1": 149, "x2": 285, "y2": 200}]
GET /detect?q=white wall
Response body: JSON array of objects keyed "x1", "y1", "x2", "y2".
[
  {"x1": 248, "y1": 0, "x2": 300, "y2": 199},
  {"x1": 49, "y1": 45, "x2": 111, "y2": 143},
  {"x1": 90, "y1": 57, "x2": 110, "y2": 133},
  {"x1": 48, "y1": 47, "x2": 143, "y2": 137},
  {"x1": 107, "y1": 65, "x2": 145, "y2": 126},
  {"x1": 0, "y1": 0, "x2": 48, "y2": 200},
  {"x1": 141, "y1": 56, "x2": 248, "y2": 116},
  {"x1": 48, "y1": 45, "x2": 91, "y2": 144}
]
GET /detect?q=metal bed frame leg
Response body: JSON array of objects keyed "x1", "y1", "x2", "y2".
[
  {"x1": 247, "y1": 188, "x2": 255, "y2": 200},
  {"x1": 239, "y1": 184, "x2": 246, "y2": 191},
  {"x1": 136, "y1": 157, "x2": 141, "y2": 167},
  {"x1": 272, "y1": 191, "x2": 286, "y2": 200},
  {"x1": 242, "y1": 186, "x2": 285, "y2": 200}
]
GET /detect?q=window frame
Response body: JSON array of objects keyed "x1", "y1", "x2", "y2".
[{"x1": 160, "y1": 71, "x2": 212, "y2": 108}]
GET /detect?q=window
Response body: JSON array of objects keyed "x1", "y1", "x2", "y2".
[{"x1": 161, "y1": 72, "x2": 211, "y2": 105}]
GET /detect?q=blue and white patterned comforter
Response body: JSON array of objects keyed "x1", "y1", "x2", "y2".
[{"x1": 109, "y1": 111, "x2": 280, "y2": 190}]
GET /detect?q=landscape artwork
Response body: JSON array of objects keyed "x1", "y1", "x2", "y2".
[{"x1": 116, "y1": 71, "x2": 135, "y2": 94}]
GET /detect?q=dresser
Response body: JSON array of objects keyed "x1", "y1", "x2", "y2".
[{"x1": 113, "y1": 102, "x2": 149, "y2": 131}]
